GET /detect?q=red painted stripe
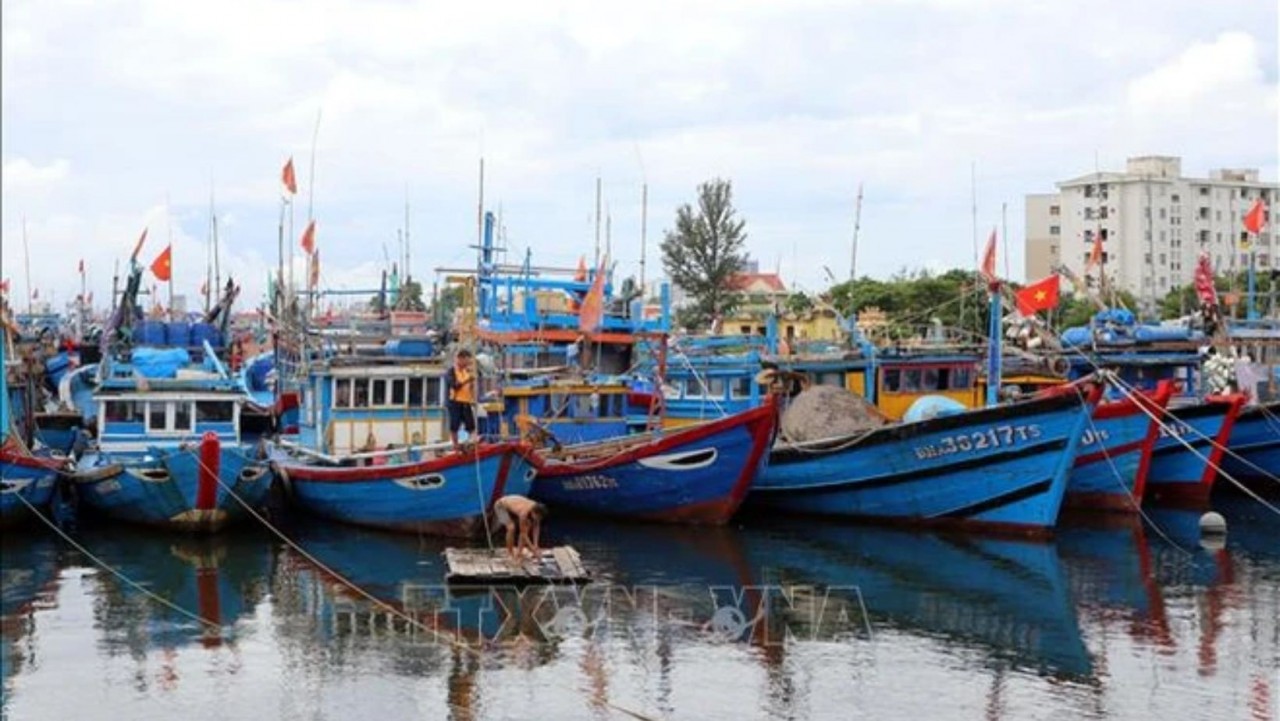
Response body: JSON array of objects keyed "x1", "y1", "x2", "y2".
[
  {"x1": 1197, "y1": 394, "x2": 1245, "y2": 487},
  {"x1": 534, "y1": 401, "x2": 778, "y2": 478},
  {"x1": 1074, "y1": 438, "x2": 1148, "y2": 467},
  {"x1": 196, "y1": 432, "x2": 220, "y2": 511},
  {"x1": 281, "y1": 442, "x2": 518, "y2": 483}
]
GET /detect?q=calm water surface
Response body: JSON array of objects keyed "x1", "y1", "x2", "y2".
[{"x1": 2, "y1": 495, "x2": 1277, "y2": 720}]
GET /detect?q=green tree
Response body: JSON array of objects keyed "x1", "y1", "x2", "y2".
[
  {"x1": 661, "y1": 179, "x2": 747, "y2": 330},
  {"x1": 784, "y1": 292, "x2": 813, "y2": 315},
  {"x1": 393, "y1": 279, "x2": 428, "y2": 312},
  {"x1": 431, "y1": 285, "x2": 466, "y2": 326}
]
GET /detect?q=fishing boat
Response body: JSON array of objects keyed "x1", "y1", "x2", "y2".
[
  {"x1": 270, "y1": 342, "x2": 535, "y2": 537},
  {"x1": 70, "y1": 262, "x2": 273, "y2": 532},
  {"x1": 1, "y1": 318, "x2": 67, "y2": 528},
  {"x1": 1218, "y1": 400, "x2": 1280, "y2": 488},
  {"x1": 528, "y1": 399, "x2": 777, "y2": 524},
  {"x1": 750, "y1": 382, "x2": 1101, "y2": 534},
  {"x1": 1064, "y1": 381, "x2": 1175, "y2": 512}
]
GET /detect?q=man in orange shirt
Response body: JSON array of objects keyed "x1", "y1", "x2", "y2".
[{"x1": 445, "y1": 349, "x2": 477, "y2": 450}]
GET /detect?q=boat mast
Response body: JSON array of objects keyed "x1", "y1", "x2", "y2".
[
  {"x1": 22, "y1": 216, "x2": 32, "y2": 314},
  {"x1": 849, "y1": 182, "x2": 863, "y2": 281},
  {"x1": 639, "y1": 182, "x2": 648, "y2": 291}
]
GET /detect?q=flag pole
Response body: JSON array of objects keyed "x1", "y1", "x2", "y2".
[
  {"x1": 22, "y1": 216, "x2": 33, "y2": 314},
  {"x1": 166, "y1": 198, "x2": 175, "y2": 320}
]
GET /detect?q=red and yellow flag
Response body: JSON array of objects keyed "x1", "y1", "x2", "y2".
[
  {"x1": 1243, "y1": 197, "x2": 1267, "y2": 235},
  {"x1": 1015, "y1": 275, "x2": 1060, "y2": 316},
  {"x1": 150, "y1": 245, "x2": 173, "y2": 282},
  {"x1": 282, "y1": 157, "x2": 298, "y2": 195},
  {"x1": 578, "y1": 258, "x2": 608, "y2": 333},
  {"x1": 300, "y1": 219, "x2": 316, "y2": 254},
  {"x1": 979, "y1": 228, "x2": 997, "y2": 281}
]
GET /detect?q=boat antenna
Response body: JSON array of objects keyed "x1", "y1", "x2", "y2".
[{"x1": 849, "y1": 182, "x2": 863, "y2": 281}]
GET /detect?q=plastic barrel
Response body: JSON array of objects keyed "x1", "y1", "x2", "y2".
[
  {"x1": 133, "y1": 320, "x2": 167, "y2": 346},
  {"x1": 166, "y1": 321, "x2": 192, "y2": 347},
  {"x1": 190, "y1": 322, "x2": 224, "y2": 349}
]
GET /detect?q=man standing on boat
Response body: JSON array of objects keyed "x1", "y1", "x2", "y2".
[{"x1": 445, "y1": 349, "x2": 478, "y2": 450}]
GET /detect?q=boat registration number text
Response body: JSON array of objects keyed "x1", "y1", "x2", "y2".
[
  {"x1": 914, "y1": 424, "x2": 1043, "y2": 460},
  {"x1": 561, "y1": 475, "x2": 619, "y2": 491}
]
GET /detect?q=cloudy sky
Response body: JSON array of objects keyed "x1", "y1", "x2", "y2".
[{"x1": 3, "y1": 0, "x2": 1277, "y2": 311}]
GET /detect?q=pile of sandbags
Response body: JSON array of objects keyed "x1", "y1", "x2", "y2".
[{"x1": 779, "y1": 384, "x2": 888, "y2": 443}]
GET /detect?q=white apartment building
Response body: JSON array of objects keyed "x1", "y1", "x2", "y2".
[{"x1": 1025, "y1": 156, "x2": 1277, "y2": 309}]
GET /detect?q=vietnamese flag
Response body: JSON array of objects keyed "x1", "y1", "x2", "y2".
[
  {"x1": 1243, "y1": 198, "x2": 1267, "y2": 234},
  {"x1": 979, "y1": 227, "x2": 997, "y2": 281},
  {"x1": 1015, "y1": 275, "x2": 1060, "y2": 316},
  {"x1": 282, "y1": 157, "x2": 298, "y2": 195},
  {"x1": 150, "y1": 245, "x2": 173, "y2": 281},
  {"x1": 578, "y1": 257, "x2": 608, "y2": 333},
  {"x1": 300, "y1": 219, "x2": 316, "y2": 254}
]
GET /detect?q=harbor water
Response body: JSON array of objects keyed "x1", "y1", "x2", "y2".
[{"x1": 2, "y1": 495, "x2": 1277, "y2": 720}]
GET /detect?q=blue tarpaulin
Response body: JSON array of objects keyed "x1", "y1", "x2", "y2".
[{"x1": 131, "y1": 347, "x2": 191, "y2": 378}]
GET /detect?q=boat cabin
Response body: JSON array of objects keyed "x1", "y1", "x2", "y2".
[{"x1": 96, "y1": 391, "x2": 244, "y2": 452}]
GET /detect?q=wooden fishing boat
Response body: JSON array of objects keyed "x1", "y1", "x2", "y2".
[
  {"x1": 748, "y1": 383, "x2": 1102, "y2": 536},
  {"x1": 1064, "y1": 380, "x2": 1175, "y2": 512},
  {"x1": 528, "y1": 399, "x2": 777, "y2": 525},
  {"x1": 273, "y1": 440, "x2": 535, "y2": 537},
  {"x1": 1144, "y1": 394, "x2": 1246, "y2": 506},
  {"x1": 1218, "y1": 400, "x2": 1280, "y2": 491}
]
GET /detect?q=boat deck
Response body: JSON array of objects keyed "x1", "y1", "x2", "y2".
[{"x1": 443, "y1": 546, "x2": 590, "y2": 586}]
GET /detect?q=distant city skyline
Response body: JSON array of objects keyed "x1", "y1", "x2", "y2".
[{"x1": 3, "y1": 1, "x2": 1276, "y2": 309}]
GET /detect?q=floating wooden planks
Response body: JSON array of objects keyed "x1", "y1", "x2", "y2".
[{"x1": 443, "y1": 545, "x2": 590, "y2": 586}]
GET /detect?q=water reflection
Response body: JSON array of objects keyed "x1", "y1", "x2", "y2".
[{"x1": 0, "y1": 498, "x2": 1275, "y2": 720}]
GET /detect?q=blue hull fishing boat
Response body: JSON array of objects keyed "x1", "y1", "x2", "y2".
[
  {"x1": 0, "y1": 446, "x2": 63, "y2": 529},
  {"x1": 530, "y1": 401, "x2": 777, "y2": 524},
  {"x1": 1144, "y1": 395, "x2": 1244, "y2": 506},
  {"x1": 276, "y1": 442, "x2": 535, "y2": 537},
  {"x1": 1219, "y1": 401, "x2": 1280, "y2": 487},
  {"x1": 1064, "y1": 381, "x2": 1173, "y2": 512},
  {"x1": 71, "y1": 261, "x2": 273, "y2": 532},
  {"x1": 1, "y1": 320, "x2": 68, "y2": 527},
  {"x1": 749, "y1": 384, "x2": 1101, "y2": 534}
]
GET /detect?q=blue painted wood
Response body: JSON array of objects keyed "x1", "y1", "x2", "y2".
[
  {"x1": 531, "y1": 403, "x2": 776, "y2": 524},
  {"x1": 73, "y1": 445, "x2": 272, "y2": 531},
  {"x1": 1146, "y1": 396, "x2": 1243, "y2": 505},
  {"x1": 279, "y1": 444, "x2": 535, "y2": 538},
  {"x1": 749, "y1": 388, "x2": 1099, "y2": 533},
  {"x1": 1218, "y1": 401, "x2": 1280, "y2": 485},
  {"x1": 0, "y1": 451, "x2": 61, "y2": 528}
]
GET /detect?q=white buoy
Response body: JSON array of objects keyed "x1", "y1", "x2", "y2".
[{"x1": 1199, "y1": 511, "x2": 1227, "y2": 535}]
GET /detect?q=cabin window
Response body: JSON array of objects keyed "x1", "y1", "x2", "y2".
[
  {"x1": 731, "y1": 377, "x2": 755, "y2": 399},
  {"x1": 148, "y1": 403, "x2": 167, "y2": 431},
  {"x1": 408, "y1": 377, "x2": 425, "y2": 406},
  {"x1": 706, "y1": 377, "x2": 727, "y2": 398},
  {"x1": 815, "y1": 372, "x2": 844, "y2": 387},
  {"x1": 949, "y1": 367, "x2": 973, "y2": 390},
  {"x1": 883, "y1": 369, "x2": 901, "y2": 393},
  {"x1": 902, "y1": 369, "x2": 923, "y2": 392},
  {"x1": 335, "y1": 378, "x2": 352, "y2": 408},
  {"x1": 572, "y1": 394, "x2": 594, "y2": 417},
  {"x1": 173, "y1": 403, "x2": 193, "y2": 432},
  {"x1": 922, "y1": 368, "x2": 940, "y2": 391},
  {"x1": 391, "y1": 378, "x2": 406, "y2": 406},
  {"x1": 425, "y1": 377, "x2": 443, "y2": 406},
  {"x1": 196, "y1": 401, "x2": 234, "y2": 422},
  {"x1": 352, "y1": 379, "x2": 369, "y2": 407},
  {"x1": 371, "y1": 379, "x2": 387, "y2": 406},
  {"x1": 104, "y1": 400, "x2": 144, "y2": 423}
]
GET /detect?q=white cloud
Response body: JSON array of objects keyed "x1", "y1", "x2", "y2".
[
  {"x1": 2, "y1": 158, "x2": 70, "y2": 192},
  {"x1": 1, "y1": 0, "x2": 1275, "y2": 304}
]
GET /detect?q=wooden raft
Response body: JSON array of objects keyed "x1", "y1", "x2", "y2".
[{"x1": 443, "y1": 546, "x2": 590, "y2": 586}]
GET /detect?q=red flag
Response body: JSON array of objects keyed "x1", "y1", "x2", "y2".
[
  {"x1": 1193, "y1": 252, "x2": 1217, "y2": 308},
  {"x1": 574, "y1": 256, "x2": 587, "y2": 282},
  {"x1": 1243, "y1": 198, "x2": 1267, "y2": 235},
  {"x1": 78, "y1": 259, "x2": 85, "y2": 275},
  {"x1": 282, "y1": 157, "x2": 298, "y2": 195},
  {"x1": 0, "y1": 279, "x2": 8, "y2": 294},
  {"x1": 979, "y1": 228, "x2": 997, "y2": 281},
  {"x1": 150, "y1": 245, "x2": 173, "y2": 282},
  {"x1": 578, "y1": 258, "x2": 607, "y2": 333},
  {"x1": 300, "y1": 220, "x2": 316, "y2": 254},
  {"x1": 1087, "y1": 232, "x2": 1104, "y2": 269},
  {"x1": 1015, "y1": 275, "x2": 1060, "y2": 315},
  {"x1": 131, "y1": 228, "x2": 149, "y2": 262}
]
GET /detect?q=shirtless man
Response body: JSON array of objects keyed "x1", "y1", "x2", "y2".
[{"x1": 492, "y1": 495, "x2": 548, "y2": 560}]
